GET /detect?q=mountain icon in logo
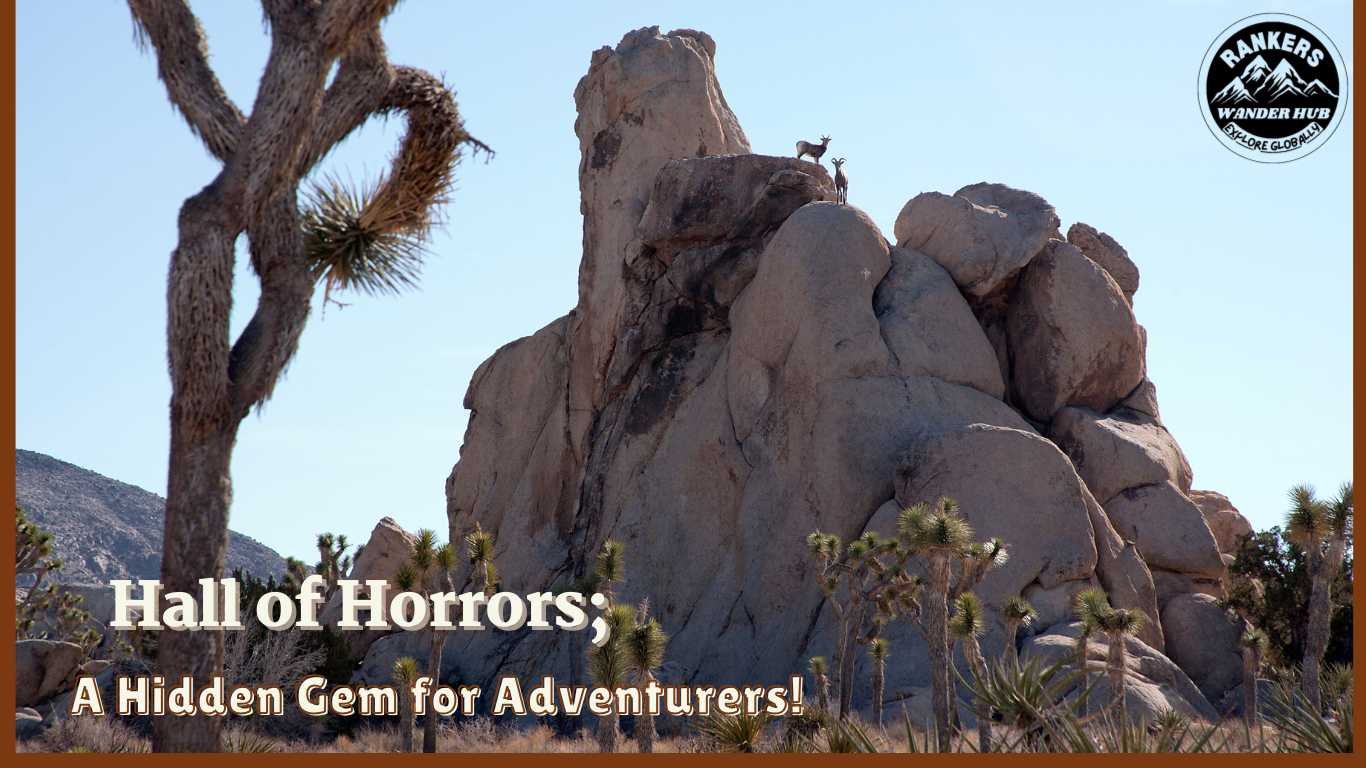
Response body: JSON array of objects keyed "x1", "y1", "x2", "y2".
[{"x1": 1212, "y1": 54, "x2": 1339, "y2": 105}]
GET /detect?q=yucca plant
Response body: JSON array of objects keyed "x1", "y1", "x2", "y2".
[
  {"x1": 1284, "y1": 482, "x2": 1352, "y2": 712},
  {"x1": 895, "y1": 497, "x2": 1008, "y2": 752},
  {"x1": 697, "y1": 712, "x2": 770, "y2": 752},
  {"x1": 464, "y1": 522, "x2": 498, "y2": 596},
  {"x1": 392, "y1": 656, "x2": 421, "y2": 753},
  {"x1": 624, "y1": 602, "x2": 668, "y2": 753},
  {"x1": 420, "y1": 542, "x2": 457, "y2": 753},
  {"x1": 949, "y1": 592, "x2": 993, "y2": 752},
  {"x1": 1266, "y1": 680, "x2": 1352, "y2": 753},
  {"x1": 595, "y1": 540, "x2": 626, "y2": 605},
  {"x1": 314, "y1": 532, "x2": 351, "y2": 599},
  {"x1": 804, "y1": 529, "x2": 916, "y2": 720},
  {"x1": 1072, "y1": 587, "x2": 1110, "y2": 715},
  {"x1": 1001, "y1": 595, "x2": 1037, "y2": 667},
  {"x1": 589, "y1": 603, "x2": 635, "y2": 753},
  {"x1": 1241, "y1": 627, "x2": 1269, "y2": 750},
  {"x1": 867, "y1": 639, "x2": 889, "y2": 727},
  {"x1": 808, "y1": 656, "x2": 832, "y2": 714},
  {"x1": 1095, "y1": 607, "x2": 1146, "y2": 723}
]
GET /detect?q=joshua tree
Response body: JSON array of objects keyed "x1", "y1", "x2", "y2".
[
  {"x1": 1286, "y1": 482, "x2": 1353, "y2": 711},
  {"x1": 1241, "y1": 627, "x2": 1269, "y2": 750},
  {"x1": 624, "y1": 601, "x2": 668, "y2": 753},
  {"x1": 896, "y1": 498, "x2": 1008, "y2": 752},
  {"x1": 1095, "y1": 605, "x2": 1146, "y2": 722},
  {"x1": 805, "y1": 529, "x2": 919, "y2": 720},
  {"x1": 594, "y1": 540, "x2": 626, "y2": 605},
  {"x1": 948, "y1": 593, "x2": 992, "y2": 753},
  {"x1": 867, "y1": 639, "x2": 889, "y2": 727},
  {"x1": 392, "y1": 529, "x2": 457, "y2": 753},
  {"x1": 1072, "y1": 587, "x2": 1109, "y2": 712},
  {"x1": 126, "y1": 1, "x2": 484, "y2": 750},
  {"x1": 1000, "y1": 595, "x2": 1037, "y2": 667},
  {"x1": 392, "y1": 656, "x2": 421, "y2": 753},
  {"x1": 314, "y1": 533, "x2": 352, "y2": 598},
  {"x1": 464, "y1": 522, "x2": 498, "y2": 595},
  {"x1": 808, "y1": 656, "x2": 832, "y2": 714},
  {"x1": 588, "y1": 603, "x2": 635, "y2": 753}
]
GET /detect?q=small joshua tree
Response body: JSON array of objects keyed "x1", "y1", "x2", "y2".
[
  {"x1": 588, "y1": 603, "x2": 635, "y2": 753},
  {"x1": 805, "y1": 530, "x2": 919, "y2": 719},
  {"x1": 394, "y1": 528, "x2": 458, "y2": 753},
  {"x1": 1001, "y1": 595, "x2": 1037, "y2": 667},
  {"x1": 896, "y1": 498, "x2": 1008, "y2": 752},
  {"x1": 314, "y1": 533, "x2": 352, "y2": 598},
  {"x1": 948, "y1": 592, "x2": 992, "y2": 753},
  {"x1": 1241, "y1": 627, "x2": 1269, "y2": 749},
  {"x1": 867, "y1": 639, "x2": 889, "y2": 727},
  {"x1": 464, "y1": 522, "x2": 498, "y2": 595},
  {"x1": 808, "y1": 656, "x2": 832, "y2": 714},
  {"x1": 392, "y1": 656, "x2": 420, "y2": 753},
  {"x1": 624, "y1": 600, "x2": 668, "y2": 753},
  {"x1": 1072, "y1": 587, "x2": 1109, "y2": 712},
  {"x1": 1076, "y1": 589, "x2": 1146, "y2": 723},
  {"x1": 594, "y1": 540, "x2": 626, "y2": 605},
  {"x1": 1285, "y1": 482, "x2": 1352, "y2": 711}
]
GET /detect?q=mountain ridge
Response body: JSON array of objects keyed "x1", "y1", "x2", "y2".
[{"x1": 15, "y1": 449, "x2": 285, "y2": 584}]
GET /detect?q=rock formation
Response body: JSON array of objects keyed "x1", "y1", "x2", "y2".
[{"x1": 435, "y1": 26, "x2": 1244, "y2": 717}]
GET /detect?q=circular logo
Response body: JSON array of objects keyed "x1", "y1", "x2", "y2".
[{"x1": 1198, "y1": 13, "x2": 1347, "y2": 162}]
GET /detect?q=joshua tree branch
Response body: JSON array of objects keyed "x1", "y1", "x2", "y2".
[{"x1": 128, "y1": 0, "x2": 246, "y2": 162}]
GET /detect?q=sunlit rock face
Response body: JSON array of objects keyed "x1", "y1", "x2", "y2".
[{"x1": 432, "y1": 26, "x2": 1234, "y2": 718}]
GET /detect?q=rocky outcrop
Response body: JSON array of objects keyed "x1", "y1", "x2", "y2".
[
  {"x1": 1189, "y1": 490, "x2": 1254, "y2": 557},
  {"x1": 16, "y1": 640, "x2": 85, "y2": 708},
  {"x1": 15, "y1": 449, "x2": 285, "y2": 584},
  {"x1": 1160, "y1": 593, "x2": 1246, "y2": 705},
  {"x1": 440, "y1": 26, "x2": 1230, "y2": 719},
  {"x1": 1067, "y1": 222, "x2": 1139, "y2": 302},
  {"x1": 1023, "y1": 622, "x2": 1217, "y2": 721},
  {"x1": 321, "y1": 517, "x2": 418, "y2": 659}
]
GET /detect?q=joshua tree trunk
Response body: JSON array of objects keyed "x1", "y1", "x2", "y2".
[
  {"x1": 399, "y1": 685, "x2": 416, "y2": 753},
  {"x1": 1107, "y1": 632, "x2": 1127, "y2": 723},
  {"x1": 597, "y1": 710, "x2": 621, "y2": 753},
  {"x1": 422, "y1": 630, "x2": 446, "y2": 752},
  {"x1": 1242, "y1": 645, "x2": 1260, "y2": 750},
  {"x1": 872, "y1": 660, "x2": 885, "y2": 727},
  {"x1": 837, "y1": 614, "x2": 860, "y2": 718},
  {"x1": 815, "y1": 671, "x2": 830, "y2": 713},
  {"x1": 1003, "y1": 620, "x2": 1020, "y2": 667},
  {"x1": 962, "y1": 636, "x2": 992, "y2": 753},
  {"x1": 1076, "y1": 633, "x2": 1091, "y2": 715},
  {"x1": 1302, "y1": 535, "x2": 1344, "y2": 712},
  {"x1": 127, "y1": 0, "x2": 473, "y2": 751},
  {"x1": 636, "y1": 676, "x2": 656, "y2": 753},
  {"x1": 926, "y1": 553, "x2": 953, "y2": 752}
]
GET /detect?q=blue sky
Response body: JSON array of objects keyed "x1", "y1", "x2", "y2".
[{"x1": 16, "y1": 1, "x2": 1352, "y2": 562}]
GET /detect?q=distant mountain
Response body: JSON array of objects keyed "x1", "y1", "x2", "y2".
[{"x1": 15, "y1": 449, "x2": 285, "y2": 584}]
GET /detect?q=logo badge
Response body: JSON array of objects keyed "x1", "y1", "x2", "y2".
[{"x1": 1199, "y1": 13, "x2": 1347, "y2": 162}]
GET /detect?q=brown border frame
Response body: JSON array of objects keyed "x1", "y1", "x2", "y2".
[{"x1": 2, "y1": 1, "x2": 1359, "y2": 763}]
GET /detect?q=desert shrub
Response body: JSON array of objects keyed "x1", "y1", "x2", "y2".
[
  {"x1": 40, "y1": 716, "x2": 149, "y2": 754},
  {"x1": 1225, "y1": 527, "x2": 1353, "y2": 668}
]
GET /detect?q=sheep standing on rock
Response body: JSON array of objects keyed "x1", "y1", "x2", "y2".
[
  {"x1": 831, "y1": 157, "x2": 848, "y2": 204},
  {"x1": 796, "y1": 135, "x2": 831, "y2": 164}
]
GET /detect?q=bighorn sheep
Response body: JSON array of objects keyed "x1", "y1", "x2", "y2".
[
  {"x1": 796, "y1": 135, "x2": 831, "y2": 164},
  {"x1": 831, "y1": 158, "x2": 848, "y2": 204}
]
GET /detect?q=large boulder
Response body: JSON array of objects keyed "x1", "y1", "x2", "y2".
[
  {"x1": 1007, "y1": 240, "x2": 1145, "y2": 423},
  {"x1": 1023, "y1": 622, "x2": 1217, "y2": 721},
  {"x1": 1104, "y1": 482, "x2": 1225, "y2": 578},
  {"x1": 16, "y1": 640, "x2": 84, "y2": 707},
  {"x1": 1049, "y1": 406, "x2": 1192, "y2": 505},
  {"x1": 320, "y1": 517, "x2": 417, "y2": 658},
  {"x1": 1067, "y1": 222, "x2": 1139, "y2": 302},
  {"x1": 893, "y1": 184, "x2": 1058, "y2": 301},
  {"x1": 874, "y1": 247, "x2": 1005, "y2": 398},
  {"x1": 1189, "y1": 490, "x2": 1254, "y2": 556},
  {"x1": 1161, "y1": 593, "x2": 1246, "y2": 704},
  {"x1": 16, "y1": 707, "x2": 43, "y2": 740},
  {"x1": 567, "y1": 26, "x2": 750, "y2": 461}
]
